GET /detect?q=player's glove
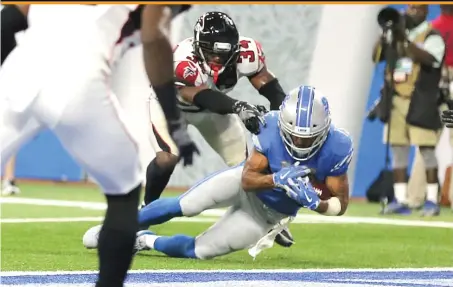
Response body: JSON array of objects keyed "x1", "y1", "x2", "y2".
[
  {"x1": 233, "y1": 101, "x2": 266, "y2": 135},
  {"x1": 256, "y1": 105, "x2": 269, "y2": 115},
  {"x1": 285, "y1": 177, "x2": 321, "y2": 211},
  {"x1": 442, "y1": 110, "x2": 453, "y2": 128},
  {"x1": 272, "y1": 163, "x2": 311, "y2": 190},
  {"x1": 168, "y1": 118, "x2": 200, "y2": 166}
]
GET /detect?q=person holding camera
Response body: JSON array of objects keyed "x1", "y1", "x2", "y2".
[
  {"x1": 371, "y1": 5, "x2": 446, "y2": 216},
  {"x1": 439, "y1": 4, "x2": 453, "y2": 129}
]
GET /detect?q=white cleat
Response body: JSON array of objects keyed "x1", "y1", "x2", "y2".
[
  {"x1": 1, "y1": 180, "x2": 21, "y2": 196},
  {"x1": 82, "y1": 224, "x2": 102, "y2": 249},
  {"x1": 133, "y1": 230, "x2": 153, "y2": 255}
]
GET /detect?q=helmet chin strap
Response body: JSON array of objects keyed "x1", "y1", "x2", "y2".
[{"x1": 197, "y1": 47, "x2": 227, "y2": 84}]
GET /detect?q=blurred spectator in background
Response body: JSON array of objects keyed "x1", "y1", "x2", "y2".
[
  {"x1": 1, "y1": 157, "x2": 21, "y2": 196},
  {"x1": 409, "y1": 5, "x2": 453, "y2": 211},
  {"x1": 371, "y1": 5, "x2": 446, "y2": 216}
]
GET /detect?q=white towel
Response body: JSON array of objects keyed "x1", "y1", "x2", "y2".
[{"x1": 248, "y1": 216, "x2": 295, "y2": 260}]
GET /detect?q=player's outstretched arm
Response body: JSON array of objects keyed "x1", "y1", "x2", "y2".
[
  {"x1": 141, "y1": 5, "x2": 181, "y2": 122},
  {"x1": 248, "y1": 66, "x2": 286, "y2": 110},
  {"x1": 241, "y1": 149, "x2": 275, "y2": 191},
  {"x1": 178, "y1": 83, "x2": 239, "y2": 115},
  {"x1": 315, "y1": 174, "x2": 350, "y2": 216}
]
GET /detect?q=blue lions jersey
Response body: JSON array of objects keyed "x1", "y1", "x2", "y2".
[{"x1": 251, "y1": 111, "x2": 353, "y2": 216}]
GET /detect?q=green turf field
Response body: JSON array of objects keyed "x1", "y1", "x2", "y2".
[{"x1": 1, "y1": 183, "x2": 453, "y2": 271}]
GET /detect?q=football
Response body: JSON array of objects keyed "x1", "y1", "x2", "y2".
[{"x1": 308, "y1": 175, "x2": 332, "y2": 200}]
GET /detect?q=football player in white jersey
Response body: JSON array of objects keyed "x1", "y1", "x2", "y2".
[
  {"x1": 0, "y1": 4, "x2": 196, "y2": 287},
  {"x1": 141, "y1": 11, "x2": 292, "y2": 247}
]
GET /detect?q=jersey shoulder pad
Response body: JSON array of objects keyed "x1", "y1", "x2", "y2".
[
  {"x1": 174, "y1": 60, "x2": 204, "y2": 87},
  {"x1": 236, "y1": 36, "x2": 266, "y2": 77},
  {"x1": 252, "y1": 111, "x2": 279, "y2": 155},
  {"x1": 174, "y1": 37, "x2": 207, "y2": 87},
  {"x1": 324, "y1": 127, "x2": 354, "y2": 176},
  {"x1": 173, "y1": 37, "x2": 194, "y2": 61}
]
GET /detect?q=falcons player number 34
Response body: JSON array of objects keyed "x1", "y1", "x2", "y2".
[{"x1": 238, "y1": 39, "x2": 265, "y2": 65}]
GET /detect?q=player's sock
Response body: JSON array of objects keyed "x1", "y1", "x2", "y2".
[
  {"x1": 153, "y1": 235, "x2": 197, "y2": 258},
  {"x1": 393, "y1": 182, "x2": 407, "y2": 204},
  {"x1": 96, "y1": 184, "x2": 141, "y2": 287},
  {"x1": 138, "y1": 197, "x2": 182, "y2": 226},
  {"x1": 426, "y1": 183, "x2": 439, "y2": 204},
  {"x1": 144, "y1": 158, "x2": 175, "y2": 205}
]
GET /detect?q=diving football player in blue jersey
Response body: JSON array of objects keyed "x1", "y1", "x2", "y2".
[{"x1": 83, "y1": 85, "x2": 354, "y2": 260}]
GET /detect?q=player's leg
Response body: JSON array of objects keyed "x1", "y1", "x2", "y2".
[
  {"x1": 1, "y1": 156, "x2": 21, "y2": 196},
  {"x1": 383, "y1": 96, "x2": 412, "y2": 214},
  {"x1": 83, "y1": 164, "x2": 244, "y2": 250},
  {"x1": 143, "y1": 91, "x2": 179, "y2": 206},
  {"x1": 407, "y1": 148, "x2": 428, "y2": 208},
  {"x1": 136, "y1": 191, "x2": 287, "y2": 259},
  {"x1": 0, "y1": 44, "x2": 45, "y2": 170},
  {"x1": 109, "y1": 44, "x2": 179, "y2": 207},
  {"x1": 409, "y1": 126, "x2": 441, "y2": 216},
  {"x1": 0, "y1": 107, "x2": 43, "y2": 170},
  {"x1": 193, "y1": 113, "x2": 248, "y2": 166},
  {"x1": 138, "y1": 164, "x2": 243, "y2": 227},
  {"x1": 34, "y1": 75, "x2": 143, "y2": 287}
]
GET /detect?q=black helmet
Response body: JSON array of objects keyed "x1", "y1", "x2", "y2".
[{"x1": 193, "y1": 12, "x2": 240, "y2": 79}]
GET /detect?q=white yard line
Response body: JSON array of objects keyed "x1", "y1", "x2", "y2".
[
  {"x1": 1, "y1": 197, "x2": 453, "y2": 228},
  {"x1": 2, "y1": 267, "x2": 453, "y2": 276}
]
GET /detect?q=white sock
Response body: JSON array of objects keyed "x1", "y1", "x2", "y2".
[
  {"x1": 394, "y1": 183, "x2": 408, "y2": 204},
  {"x1": 426, "y1": 184, "x2": 439, "y2": 204},
  {"x1": 144, "y1": 234, "x2": 160, "y2": 249}
]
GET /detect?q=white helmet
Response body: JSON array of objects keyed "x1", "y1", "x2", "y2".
[{"x1": 278, "y1": 85, "x2": 332, "y2": 161}]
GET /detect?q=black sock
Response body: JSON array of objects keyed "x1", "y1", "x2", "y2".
[
  {"x1": 152, "y1": 81, "x2": 181, "y2": 123},
  {"x1": 95, "y1": 184, "x2": 141, "y2": 287},
  {"x1": 144, "y1": 159, "x2": 175, "y2": 205}
]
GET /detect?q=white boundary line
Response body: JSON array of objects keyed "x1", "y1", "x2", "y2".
[
  {"x1": 2, "y1": 267, "x2": 453, "y2": 276},
  {"x1": 1, "y1": 197, "x2": 453, "y2": 228},
  {"x1": 2, "y1": 216, "x2": 453, "y2": 229}
]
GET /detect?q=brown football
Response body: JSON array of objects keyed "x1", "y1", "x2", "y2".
[{"x1": 309, "y1": 175, "x2": 332, "y2": 200}]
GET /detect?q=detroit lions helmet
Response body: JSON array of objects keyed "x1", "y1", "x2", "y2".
[{"x1": 278, "y1": 85, "x2": 331, "y2": 161}]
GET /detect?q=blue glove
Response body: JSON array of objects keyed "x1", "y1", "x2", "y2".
[
  {"x1": 272, "y1": 164, "x2": 311, "y2": 190},
  {"x1": 285, "y1": 177, "x2": 321, "y2": 210}
]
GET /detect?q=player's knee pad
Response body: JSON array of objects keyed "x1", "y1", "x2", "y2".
[
  {"x1": 223, "y1": 147, "x2": 247, "y2": 167},
  {"x1": 391, "y1": 146, "x2": 410, "y2": 169},
  {"x1": 419, "y1": 146, "x2": 438, "y2": 169},
  {"x1": 104, "y1": 184, "x2": 141, "y2": 230}
]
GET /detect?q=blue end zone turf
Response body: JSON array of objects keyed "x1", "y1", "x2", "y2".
[{"x1": 2, "y1": 269, "x2": 453, "y2": 286}]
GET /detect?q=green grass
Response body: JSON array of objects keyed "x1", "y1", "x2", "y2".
[
  {"x1": 1, "y1": 204, "x2": 104, "y2": 218},
  {"x1": 2, "y1": 221, "x2": 452, "y2": 271},
  {"x1": 1, "y1": 182, "x2": 453, "y2": 271},
  {"x1": 3, "y1": 183, "x2": 182, "y2": 202}
]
